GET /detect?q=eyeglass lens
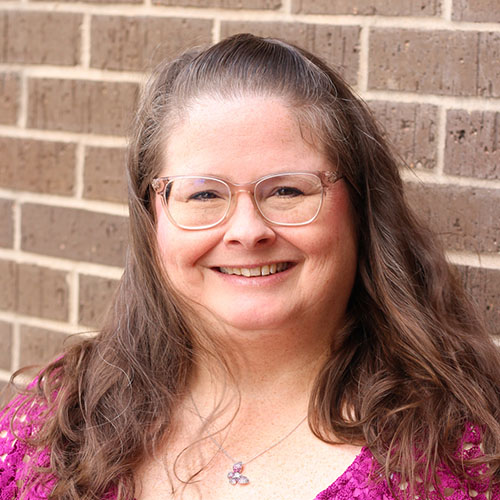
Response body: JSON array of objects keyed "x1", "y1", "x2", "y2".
[{"x1": 164, "y1": 173, "x2": 323, "y2": 228}]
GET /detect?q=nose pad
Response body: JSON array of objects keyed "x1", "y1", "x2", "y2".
[{"x1": 222, "y1": 191, "x2": 276, "y2": 248}]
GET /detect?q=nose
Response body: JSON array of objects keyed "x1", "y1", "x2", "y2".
[{"x1": 222, "y1": 191, "x2": 276, "y2": 249}]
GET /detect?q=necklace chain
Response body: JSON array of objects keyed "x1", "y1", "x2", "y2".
[{"x1": 190, "y1": 394, "x2": 307, "y2": 485}]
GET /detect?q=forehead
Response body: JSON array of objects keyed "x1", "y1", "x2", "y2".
[{"x1": 161, "y1": 95, "x2": 328, "y2": 181}]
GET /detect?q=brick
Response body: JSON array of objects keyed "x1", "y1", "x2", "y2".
[
  {"x1": 0, "y1": 12, "x2": 81, "y2": 66},
  {"x1": 0, "y1": 259, "x2": 16, "y2": 312},
  {"x1": 405, "y1": 183, "x2": 500, "y2": 254},
  {"x1": 369, "y1": 101, "x2": 438, "y2": 170},
  {"x1": 0, "y1": 72, "x2": 19, "y2": 125},
  {"x1": 220, "y1": 22, "x2": 361, "y2": 86},
  {"x1": 91, "y1": 16, "x2": 213, "y2": 72},
  {"x1": 21, "y1": 204, "x2": 127, "y2": 267},
  {"x1": 32, "y1": 0, "x2": 141, "y2": 3},
  {"x1": 79, "y1": 274, "x2": 120, "y2": 328},
  {"x1": 0, "y1": 199, "x2": 14, "y2": 248},
  {"x1": 478, "y1": 32, "x2": 500, "y2": 98},
  {"x1": 153, "y1": 0, "x2": 280, "y2": 7},
  {"x1": 27, "y1": 79, "x2": 138, "y2": 136},
  {"x1": 0, "y1": 321, "x2": 13, "y2": 371},
  {"x1": 0, "y1": 137, "x2": 76, "y2": 195},
  {"x1": 19, "y1": 325, "x2": 67, "y2": 367},
  {"x1": 452, "y1": 0, "x2": 500, "y2": 22},
  {"x1": 444, "y1": 110, "x2": 499, "y2": 180},
  {"x1": 83, "y1": 146, "x2": 127, "y2": 204},
  {"x1": 292, "y1": 0, "x2": 440, "y2": 16},
  {"x1": 369, "y1": 29, "x2": 482, "y2": 96},
  {"x1": 457, "y1": 266, "x2": 500, "y2": 335},
  {"x1": 17, "y1": 264, "x2": 69, "y2": 321}
]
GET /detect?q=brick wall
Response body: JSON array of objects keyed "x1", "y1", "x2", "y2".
[{"x1": 0, "y1": 0, "x2": 499, "y2": 385}]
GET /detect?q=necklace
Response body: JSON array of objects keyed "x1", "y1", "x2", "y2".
[{"x1": 190, "y1": 395, "x2": 307, "y2": 485}]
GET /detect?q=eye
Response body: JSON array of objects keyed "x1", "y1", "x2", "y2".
[
  {"x1": 188, "y1": 191, "x2": 220, "y2": 201},
  {"x1": 271, "y1": 186, "x2": 304, "y2": 197}
]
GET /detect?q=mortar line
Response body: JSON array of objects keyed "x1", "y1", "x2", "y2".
[
  {"x1": 446, "y1": 251, "x2": 500, "y2": 270},
  {"x1": 81, "y1": 13, "x2": 91, "y2": 69},
  {"x1": 17, "y1": 70, "x2": 28, "y2": 129},
  {"x1": 357, "y1": 24, "x2": 370, "y2": 92},
  {"x1": 75, "y1": 142, "x2": 85, "y2": 199},
  {"x1": 281, "y1": 0, "x2": 293, "y2": 15},
  {"x1": 434, "y1": 106, "x2": 447, "y2": 177},
  {"x1": 11, "y1": 321, "x2": 20, "y2": 372},
  {"x1": 13, "y1": 201, "x2": 22, "y2": 252},
  {"x1": 212, "y1": 17, "x2": 221, "y2": 43},
  {"x1": 442, "y1": 0, "x2": 453, "y2": 21},
  {"x1": 400, "y1": 168, "x2": 500, "y2": 190},
  {"x1": 68, "y1": 270, "x2": 79, "y2": 326}
]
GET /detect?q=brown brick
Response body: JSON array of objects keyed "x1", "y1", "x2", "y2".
[
  {"x1": 0, "y1": 12, "x2": 81, "y2": 66},
  {"x1": 444, "y1": 110, "x2": 499, "y2": 180},
  {"x1": 21, "y1": 204, "x2": 127, "y2": 267},
  {"x1": 405, "y1": 183, "x2": 500, "y2": 254},
  {"x1": 369, "y1": 101, "x2": 438, "y2": 170},
  {"x1": 83, "y1": 146, "x2": 127, "y2": 203},
  {"x1": 19, "y1": 325, "x2": 67, "y2": 367},
  {"x1": 153, "y1": 0, "x2": 280, "y2": 7},
  {"x1": 478, "y1": 32, "x2": 500, "y2": 98},
  {"x1": 91, "y1": 16, "x2": 213, "y2": 72},
  {"x1": 457, "y1": 266, "x2": 500, "y2": 335},
  {"x1": 0, "y1": 259, "x2": 16, "y2": 312},
  {"x1": 0, "y1": 321, "x2": 13, "y2": 371},
  {"x1": 79, "y1": 274, "x2": 120, "y2": 328},
  {"x1": 0, "y1": 72, "x2": 19, "y2": 125},
  {"x1": 0, "y1": 199, "x2": 14, "y2": 248},
  {"x1": 27, "y1": 79, "x2": 139, "y2": 136},
  {"x1": 452, "y1": 0, "x2": 500, "y2": 22},
  {"x1": 220, "y1": 22, "x2": 360, "y2": 86},
  {"x1": 0, "y1": 137, "x2": 76, "y2": 195},
  {"x1": 369, "y1": 29, "x2": 482, "y2": 96},
  {"x1": 17, "y1": 264, "x2": 69, "y2": 321},
  {"x1": 292, "y1": 0, "x2": 440, "y2": 16}
]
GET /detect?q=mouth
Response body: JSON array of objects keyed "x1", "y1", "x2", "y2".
[{"x1": 216, "y1": 262, "x2": 293, "y2": 277}]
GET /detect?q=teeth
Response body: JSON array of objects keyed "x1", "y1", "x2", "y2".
[{"x1": 219, "y1": 263, "x2": 290, "y2": 277}]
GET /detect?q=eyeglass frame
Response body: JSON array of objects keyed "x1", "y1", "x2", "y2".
[{"x1": 151, "y1": 170, "x2": 343, "y2": 230}]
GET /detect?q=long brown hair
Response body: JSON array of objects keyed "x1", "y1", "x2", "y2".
[{"x1": 10, "y1": 34, "x2": 500, "y2": 499}]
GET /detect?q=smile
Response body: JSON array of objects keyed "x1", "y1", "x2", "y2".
[{"x1": 218, "y1": 262, "x2": 292, "y2": 277}]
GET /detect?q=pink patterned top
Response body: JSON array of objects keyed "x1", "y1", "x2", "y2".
[{"x1": 0, "y1": 391, "x2": 498, "y2": 500}]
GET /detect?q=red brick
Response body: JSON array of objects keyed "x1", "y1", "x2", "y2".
[
  {"x1": 369, "y1": 101, "x2": 438, "y2": 170},
  {"x1": 405, "y1": 183, "x2": 500, "y2": 254},
  {"x1": 220, "y1": 22, "x2": 361, "y2": 86},
  {"x1": 0, "y1": 259, "x2": 16, "y2": 312},
  {"x1": 83, "y1": 146, "x2": 127, "y2": 204},
  {"x1": 21, "y1": 204, "x2": 127, "y2": 267},
  {"x1": 369, "y1": 29, "x2": 482, "y2": 96},
  {"x1": 91, "y1": 16, "x2": 213, "y2": 72},
  {"x1": 153, "y1": 0, "x2": 280, "y2": 7},
  {"x1": 0, "y1": 137, "x2": 76, "y2": 195},
  {"x1": 0, "y1": 12, "x2": 81, "y2": 66},
  {"x1": 17, "y1": 264, "x2": 69, "y2": 321},
  {"x1": 452, "y1": 0, "x2": 500, "y2": 22},
  {"x1": 457, "y1": 266, "x2": 500, "y2": 335},
  {"x1": 292, "y1": 0, "x2": 440, "y2": 16},
  {"x1": 79, "y1": 274, "x2": 120, "y2": 328},
  {"x1": 444, "y1": 110, "x2": 499, "y2": 180},
  {"x1": 478, "y1": 32, "x2": 500, "y2": 98},
  {"x1": 0, "y1": 72, "x2": 19, "y2": 125},
  {"x1": 19, "y1": 325, "x2": 67, "y2": 367},
  {"x1": 27, "y1": 79, "x2": 139, "y2": 136},
  {"x1": 0, "y1": 199, "x2": 14, "y2": 249},
  {"x1": 0, "y1": 320, "x2": 13, "y2": 371}
]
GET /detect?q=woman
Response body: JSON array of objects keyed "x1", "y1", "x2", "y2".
[{"x1": 0, "y1": 34, "x2": 498, "y2": 500}]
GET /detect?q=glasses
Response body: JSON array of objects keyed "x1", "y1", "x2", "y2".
[{"x1": 151, "y1": 171, "x2": 342, "y2": 230}]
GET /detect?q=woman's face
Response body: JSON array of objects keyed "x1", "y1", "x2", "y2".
[{"x1": 155, "y1": 96, "x2": 358, "y2": 335}]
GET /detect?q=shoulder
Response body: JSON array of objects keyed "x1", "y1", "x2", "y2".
[{"x1": 0, "y1": 387, "x2": 54, "y2": 499}]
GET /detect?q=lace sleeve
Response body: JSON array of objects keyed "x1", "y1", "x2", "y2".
[{"x1": 0, "y1": 391, "x2": 54, "y2": 500}]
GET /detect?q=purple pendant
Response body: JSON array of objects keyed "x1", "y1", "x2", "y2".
[{"x1": 227, "y1": 461, "x2": 249, "y2": 485}]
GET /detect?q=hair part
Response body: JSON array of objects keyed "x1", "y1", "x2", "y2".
[{"x1": 8, "y1": 33, "x2": 500, "y2": 499}]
